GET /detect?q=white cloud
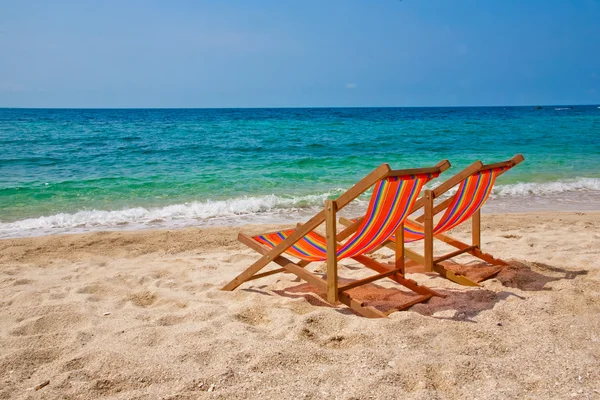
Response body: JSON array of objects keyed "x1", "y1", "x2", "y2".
[{"x1": 345, "y1": 83, "x2": 357, "y2": 89}]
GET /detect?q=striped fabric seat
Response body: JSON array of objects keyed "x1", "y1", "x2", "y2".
[
  {"x1": 254, "y1": 173, "x2": 438, "y2": 261},
  {"x1": 402, "y1": 166, "x2": 505, "y2": 242}
]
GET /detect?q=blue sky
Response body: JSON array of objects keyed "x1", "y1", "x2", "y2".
[{"x1": 1, "y1": 0, "x2": 599, "y2": 108}]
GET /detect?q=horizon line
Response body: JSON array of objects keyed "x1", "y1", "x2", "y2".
[{"x1": 0, "y1": 103, "x2": 598, "y2": 110}]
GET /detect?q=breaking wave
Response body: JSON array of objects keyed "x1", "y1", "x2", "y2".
[
  {"x1": 492, "y1": 177, "x2": 600, "y2": 197},
  {"x1": 1, "y1": 178, "x2": 599, "y2": 238},
  {"x1": 0, "y1": 190, "x2": 351, "y2": 238}
]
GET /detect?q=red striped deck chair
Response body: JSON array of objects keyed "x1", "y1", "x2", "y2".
[
  {"x1": 340, "y1": 154, "x2": 524, "y2": 287},
  {"x1": 222, "y1": 160, "x2": 451, "y2": 318}
]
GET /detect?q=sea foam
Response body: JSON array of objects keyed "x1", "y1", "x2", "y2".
[
  {"x1": 492, "y1": 177, "x2": 600, "y2": 197},
  {"x1": 1, "y1": 178, "x2": 599, "y2": 238},
  {"x1": 0, "y1": 191, "x2": 350, "y2": 238}
]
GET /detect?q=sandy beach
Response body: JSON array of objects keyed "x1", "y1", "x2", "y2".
[
  {"x1": 4, "y1": 0, "x2": 600, "y2": 398},
  {"x1": 1, "y1": 211, "x2": 599, "y2": 399}
]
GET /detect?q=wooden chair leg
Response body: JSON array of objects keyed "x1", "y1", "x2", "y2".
[
  {"x1": 338, "y1": 292, "x2": 387, "y2": 318},
  {"x1": 325, "y1": 200, "x2": 339, "y2": 303},
  {"x1": 472, "y1": 209, "x2": 481, "y2": 249},
  {"x1": 395, "y1": 223, "x2": 405, "y2": 275},
  {"x1": 423, "y1": 190, "x2": 434, "y2": 272},
  {"x1": 432, "y1": 264, "x2": 480, "y2": 287}
]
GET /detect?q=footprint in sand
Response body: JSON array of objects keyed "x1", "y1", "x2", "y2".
[
  {"x1": 12, "y1": 278, "x2": 34, "y2": 286},
  {"x1": 127, "y1": 291, "x2": 158, "y2": 307},
  {"x1": 49, "y1": 292, "x2": 69, "y2": 300},
  {"x1": 182, "y1": 282, "x2": 212, "y2": 293},
  {"x1": 2, "y1": 268, "x2": 20, "y2": 276},
  {"x1": 10, "y1": 312, "x2": 87, "y2": 336},
  {"x1": 234, "y1": 307, "x2": 270, "y2": 326},
  {"x1": 61, "y1": 355, "x2": 88, "y2": 372},
  {"x1": 155, "y1": 314, "x2": 187, "y2": 326},
  {"x1": 176, "y1": 349, "x2": 214, "y2": 364},
  {"x1": 224, "y1": 253, "x2": 256, "y2": 263},
  {"x1": 0, "y1": 348, "x2": 61, "y2": 380},
  {"x1": 76, "y1": 283, "x2": 111, "y2": 296}
]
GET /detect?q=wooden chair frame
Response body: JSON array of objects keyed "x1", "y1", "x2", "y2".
[
  {"x1": 222, "y1": 160, "x2": 451, "y2": 318},
  {"x1": 340, "y1": 154, "x2": 524, "y2": 287}
]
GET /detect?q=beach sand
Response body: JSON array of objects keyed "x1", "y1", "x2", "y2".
[{"x1": 1, "y1": 212, "x2": 599, "y2": 399}]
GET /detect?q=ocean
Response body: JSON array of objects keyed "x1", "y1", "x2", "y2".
[{"x1": 1, "y1": 106, "x2": 599, "y2": 238}]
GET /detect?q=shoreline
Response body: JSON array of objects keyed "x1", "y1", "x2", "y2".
[
  {"x1": 2, "y1": 206, "x2": 600, "y2": 240},
  {"x1": 1, "y1": 211, "x2": 599, "y2": 398},
  {"x1": 3, "y1": 211, "x2": 599, "y2": 267}
]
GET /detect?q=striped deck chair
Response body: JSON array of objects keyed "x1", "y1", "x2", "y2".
[
  {"x1": 340, "y1": 154, "x2": 524, "y2": 287},
  {"x1": 222, "y1": 160, "x2": 451, "y2": 318}
]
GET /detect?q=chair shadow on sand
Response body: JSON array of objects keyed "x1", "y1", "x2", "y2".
[
  {"x1": 242, "y1": 260, "x2": 587, "y2": 321},
  {"x1": 414, "y1": 260, "x2": 587, "y2": 321}
]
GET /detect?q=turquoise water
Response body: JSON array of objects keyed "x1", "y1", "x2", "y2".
[{"x1": 1, "y1": 106, "x2": 599, "y2": 237}]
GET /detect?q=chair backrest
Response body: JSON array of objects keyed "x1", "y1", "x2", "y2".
[
  {"x1": 401, "y1": 154, "x2": 524, "y2": 242},
  {"x1": 432, "y1": 166, "x2": 506, "y2": 233},
  {"x1": 254, "y1": 171, "x2": 440, "y2": 261},
  {"x1": 337, "y1": 172, "x2": 437, "y2": 258}
]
